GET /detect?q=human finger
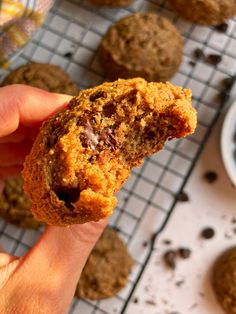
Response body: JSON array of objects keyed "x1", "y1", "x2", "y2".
[{"x1": 0, "y1": 84, "x2": 72, "y2": 138}]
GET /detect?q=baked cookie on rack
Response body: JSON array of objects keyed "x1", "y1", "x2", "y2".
[
  {"x1": 89, "y1": 0, "x2": 133, "y2": 6},
  {"x1": 168, "y1": 0, "x2": 236, "y2": 25},
  {"x1": 212, "y1": 247, "x2": 236, "y2": 314},
  {"x1": 75, "y1": 227, "x2": 133, "y2": 300},
  {"x1": 1, "y1": 63, "x2": 78, "y2": 95},
  {"x1": 99, "y1": 12, "x2": 183, "y2": 82},
  {"x1": 23, "y1": 77, "x2": 197, "y2": 226},
  {"x1": 0, "y1": 177, "x2": 43, "y2": 229}
]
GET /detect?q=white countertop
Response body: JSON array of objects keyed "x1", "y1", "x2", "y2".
[{"x1": 125, "y1": 116, "x2": 236, "y2": 314}]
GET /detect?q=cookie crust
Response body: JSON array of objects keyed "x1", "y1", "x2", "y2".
[
  {"x1": 1, "y1": 63, "x2": 78, "y2": 95},
  {"x1": 89, "y1": 0, "x2": 133, "y2": 6},
  {"x1": 0, "y1": 177, "x2": 42, "y2": 229},
  {"x1": 23, "y1": 78, "x2": 197, "y2": 226},
  {"x1": 212, "y1": 247, "x2": 236, "y2": 314},
  {"x1": 99, "y1": 13, "x2": 183, "y2": 82},
  {"x1": 75, "y1": 228, "x2": 133, "y2": 300},
  {"x1": 169, "y1": 0, "x2": 236, "y2": 25}
]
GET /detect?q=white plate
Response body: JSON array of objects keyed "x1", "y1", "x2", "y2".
[{"x1": 221, "y1": 98, "x2": 236, "y2": 186}]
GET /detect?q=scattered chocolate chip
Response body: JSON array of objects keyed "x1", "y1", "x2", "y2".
[
  {"x1": 64, "y1": 52, "x2": 73, "y2": 59},
  {"x1": 203, "y1": 171, "x2": 218, "y2": 183},
  {"x1": 189, "y1": 303, "x2": 198, "y2": 310},
  {"x1": 214, "y1": 23, "x2": 228, "y2": 33},
  {"x1": 89, "y1": 90, "x2": 107, "y2": 102},
  {"x1": 201, "y1": 227, "x2": 215, "y2": 239},
  {"x1": 193, "y1": 48, "x2": 205, "y2": 59},
  {"x1": 163, "y1": 250, "x2": 176, "y2": 270},
  {"x1": 232, "y1": 217, "x2": 236, "y2": 224},
  {"x1": 133, "y1": 297, "x2": 139, "y2": 304},
  {"x1": 222, "y1": 77, "x2": 235, "y2": 89},
  {"x1": 176, "y1": 191, "x2": 189, "y2": 202},
  {"x1": 189, "y1": 60, "x2": 196, "y2": 67},
  {"x1": 145, "y1": 300, "x2": 157, "y2": 306},
  {"x1": 176, "y1": 279, "x2": 185, "y2": 287},
  {"x1": 142, "y1": 241, "x2": 148, "y2": 247},
  {"x1": 163, "y1": 239, "x2": 172, "y2": 245},
  {"x1": 178, "y1": 247, "x2": 191, "y2": 259},
  {"x1": 205, "y1": 54, "x2": 222, "y2": 65}
]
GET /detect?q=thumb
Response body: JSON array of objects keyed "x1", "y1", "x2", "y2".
[
  {"x1": 0, "y1": 84, "x2": 72, "y2": 138},
  {"x1": 4, "y1": 220, "x2": 107, "y2": 312}
]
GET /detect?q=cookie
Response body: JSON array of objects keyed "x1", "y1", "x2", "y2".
[
  {"x1": 1, "y1": 63, "x2": 78, "y2": 95},
  {"x1": 89, "y1": 0, "x2": 133, "y2": 6},
  {"x1": 169, "y1": 0, "x2": 236, "y2": 25},
  {"x1": 0, "y1": 177, "x2": 42, "y2": 229},
  {"x1": 23, "y1": 78, "x2": 197, "y2": 226},
  {"x1": 212, "y1": 247, "x2": 236, "y2": 314},
  {"x1": 99, "y1": 13, "x2": 183, "y2": 82},
  {"x1": 75, "y1": 228, "x2": 133, "y2": 300}
]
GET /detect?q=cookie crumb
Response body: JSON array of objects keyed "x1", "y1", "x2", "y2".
[
  {"x1": 205, "y1": 54, "x2": 222, "y2": 65},
  {"x1": 178, "y1": 247, "x2": 191, "y2": 259},
  {"x1": 222, "y1": 77, "x2": 235, "y2": 89},
  {"x1": 193, "y1": 48, "x2": 205, "y2": 59},
  {"x1": 163, "y1": 250, "x2": 176, "y2": 270},
  {"x1": 232, "y1": 217, "x2": 236, "y2": 224},
  {"x1": 145, "y1": 299, "x2": 157, "y2": 306},
  {"x1": 201, "y1": 227, "x2": 215, "y2": 239},
  {"x1": 64, "y1": 52, "x2": 73, "y2": 59},
  {"x1": 214, "y1": 23, "x2": 228, "y2": 33},
  {"x1": 189, "y1": 61, "x2": 196, "y2": 67},
  {"x1": 203, "y1": 171, "x2": 218, "y2": 183},
  {"x1": 176, "y1": 191, "x2": 189, "y2": 202},
  {"x1": 142, "y1": 241, "x2": 148, "y2": 247},
  {"x1": 163, "y1": 239, "x2": 172, "y2": 245},
  {"x1": 133, "y1": 297, "x2": 139, "y2": 304},
  {"x1": 176, "y1": 279, "x2": 185, "y2": 287}
]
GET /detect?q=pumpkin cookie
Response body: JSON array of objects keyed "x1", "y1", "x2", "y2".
[
  {"x1": 23, "y1": 78, "x2": 197, "y2": 226},
  {"x1": 0, "y1": 177, "x2": 42, "y2": 229},
  {"x1": 1, "y1": 63, "x2": 78, "y2": 95},
  {"x1": 169, "y1": 0, "x2": 236, "y2": 25},
  {"x1": 89, "y1": 0, "x2": 133, "y2": 6},
  {"x1": 212, "y1": 247, "x2": 236, "y2": 314},
  {"x1": 75, "y1": 228, "x2": 133, "y2": 300},
  {"x1": 99, "y1": 13, "x2": 183, "y2": 82}
]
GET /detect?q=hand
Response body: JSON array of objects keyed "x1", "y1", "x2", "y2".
[{"x1": 0, "y1": 85, "x2": 107, "y2": 313}]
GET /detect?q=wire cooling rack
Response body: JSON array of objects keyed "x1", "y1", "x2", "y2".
[{"x1": 0, "y1": 0, "x2": 236, "y2": 313}]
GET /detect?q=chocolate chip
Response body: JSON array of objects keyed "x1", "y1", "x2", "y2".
[
  {"x1": 214, "y1": 23, "x2": 228, "y2": 33},
  {"x1": 193, "y1": 48, "x2": 205, "y2": 59},
  {"x1": 145, "y1": 300, "x2": 156, "y2": 306},
  {"x1": 79, "y1": 133, "x2": 89, "y2": 148},
  {"x1": 176, "y1": 280, "x2": 185, "y2": 287},
  {"x1": 221, "y1": 77, "x2": 235, "y2": 89},
  {"x1": 89, "y1": 90, "x2": 107, "y2": 102},
  {"x1": 201, "y1": 227, "x2": 215, "y2": 239},
  {"x1": 103, "y1": 102, "x2": 116, "y2": 117},
  {"x1": 189, "y1": 60, "x2": 196, "y2": 67},
  {"x1": 163, "y1": 250, "x2": 176, "y2": 270},
  {"x1": 64, "y1": 52, "x2": 73, "y2": 59},
  {"x1": 205, "y1": 54, "x2": 222, "y2": 65},
  {"x1": 133, "y1": 297, "x2": 139, "y2": 304},
  {"x1": 163, "y1": 239, "x2": 172, "y2": 245},
  {"x1": 176, "y1": 191, "x2": 189, "y2": 202},
  {"x1": 203, "y1": 171, "x2": 218, "y2": 183},
  {"x1": 142, "y1": 241, "x2": 148, "y2": 247},
  {"x1": 178, "y1": 247, "x2": 191, "y2": 259}
]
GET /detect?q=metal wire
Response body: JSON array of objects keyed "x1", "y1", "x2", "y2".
[{"x1": 0, "y1": 0, "x2": 236, "y2": 313}]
